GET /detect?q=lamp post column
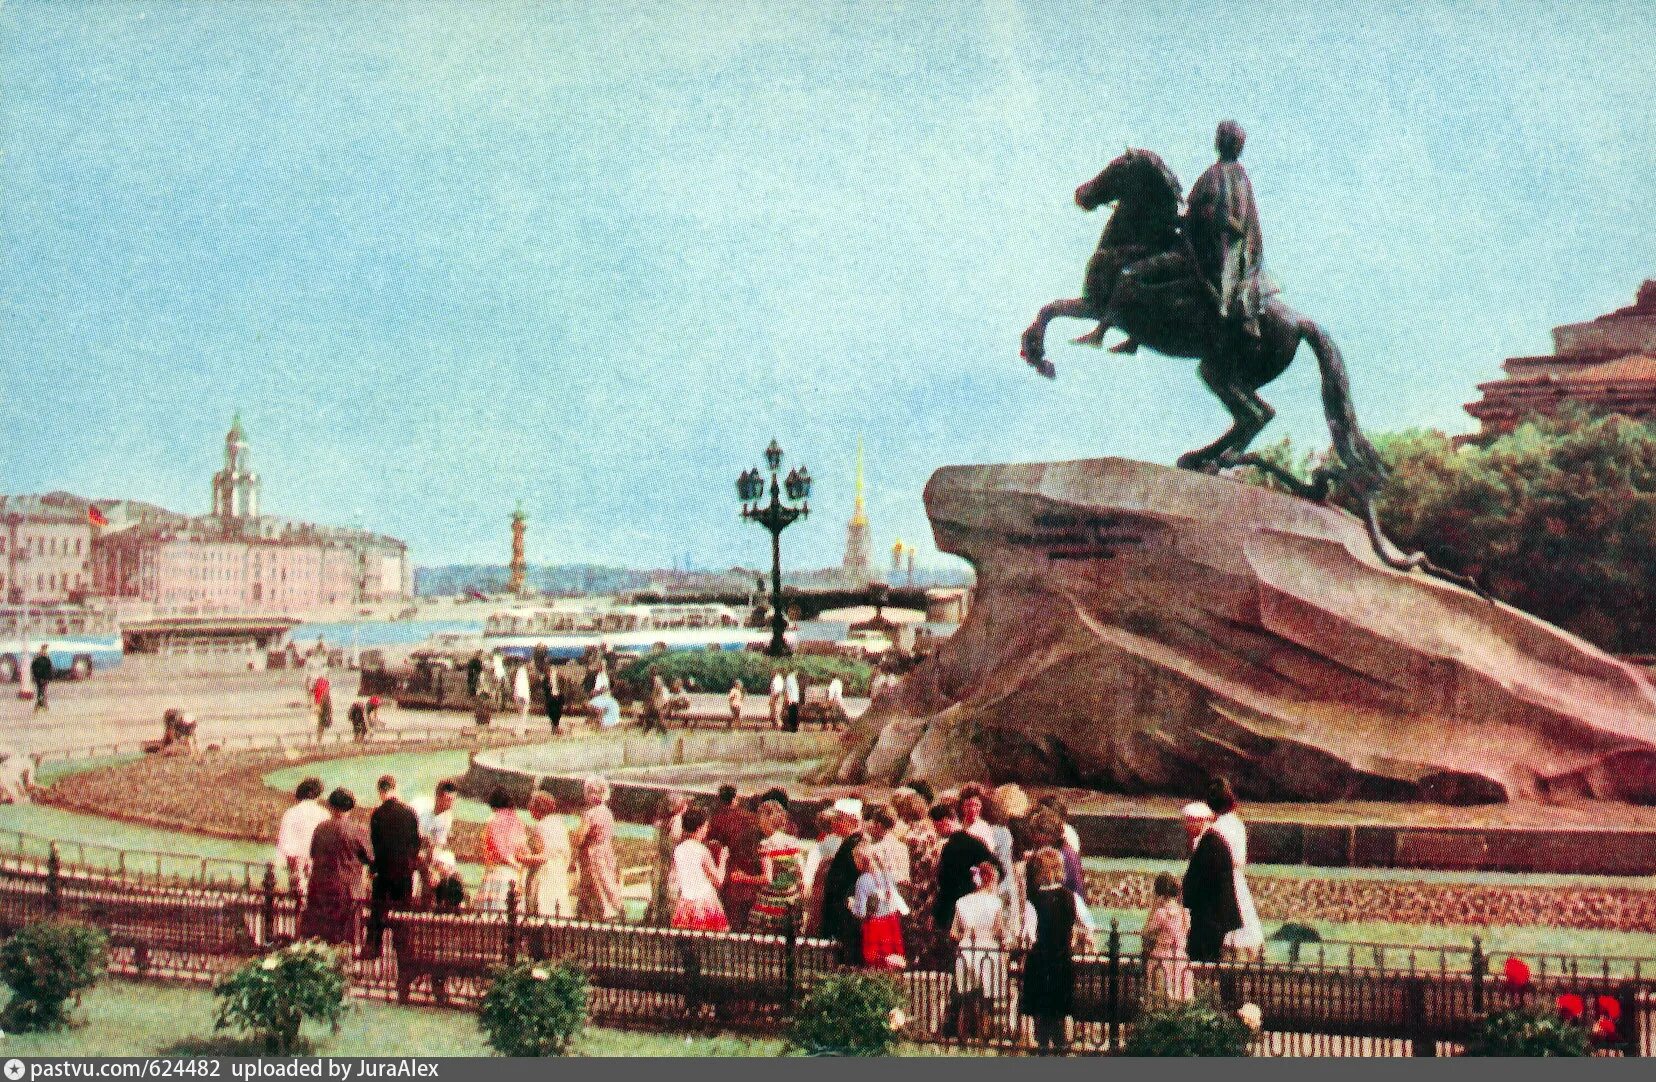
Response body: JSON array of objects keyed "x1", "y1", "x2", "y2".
[{"x1": 737, "y1": 441, "x2": 811, "y2": 660}]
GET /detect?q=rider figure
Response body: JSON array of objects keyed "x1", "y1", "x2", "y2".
[
  {"x1": 1084, "y1": 120, "x2": 1266, "y2": 354},
  {"x1": 1187, "y1": 119, "x2": 1265, "y2": 341}
]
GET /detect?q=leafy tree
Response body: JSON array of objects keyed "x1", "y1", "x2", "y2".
[
  {"x1": 617, "y1": 649, "x2": 873, "y2": 696},
  {"x1": 1236, "y1": 411, "x2": 1656, "y2": 654}
]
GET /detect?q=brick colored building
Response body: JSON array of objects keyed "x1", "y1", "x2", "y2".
[{"x1": 1465, "y1": 280, "x2": 1656, "y2": 438}]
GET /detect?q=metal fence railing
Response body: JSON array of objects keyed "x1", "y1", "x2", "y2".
[{"x1": 0, "y1": 856, "x2": 1647, "y2": 1057}]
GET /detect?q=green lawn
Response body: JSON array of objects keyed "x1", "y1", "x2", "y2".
[
  {"x1": 33, "y1": 754, "x2": 145, "y2": 786},
  {"x1": 0, "y1": 978, "x2": 787, "y2": 1057},
  {"x1": 0, "y1": 803, "x2": 277, "y2": 880}
]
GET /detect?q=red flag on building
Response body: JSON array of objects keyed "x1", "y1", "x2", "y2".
[{"x1": 87, "y1": 505, "x2": 109, "y2": 527}]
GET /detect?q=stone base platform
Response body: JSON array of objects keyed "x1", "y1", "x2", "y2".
[{"x1": 460, "y1": 731, "x2": 1656, "y2": 876}]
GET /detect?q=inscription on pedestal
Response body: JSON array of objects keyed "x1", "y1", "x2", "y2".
[{"x1": 1005, "y1": 512, "x2": 1161, "y2": 560}]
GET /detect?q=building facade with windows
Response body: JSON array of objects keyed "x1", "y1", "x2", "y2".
[
  {"x1": 6, "y1": 418, "x2": 411, "y2": 615},
  {"x1": 0, "y1": 494, "x2": 95, "y2": 604}
]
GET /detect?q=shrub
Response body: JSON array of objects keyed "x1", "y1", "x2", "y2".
[
  {"x1": 1465, "y1": 1006, "x2": 1591, "y2": 1057},
  {"x1": 477, "y1": 960, "x2": 589, "y2": 1057},
  {"x1": 1123, "y1": 995, "x2": 1255, "y2": 1057},
  {"x1": 0, "y1": 920, "x2": 109, "y2": 1032},
  {"x1": 785, "y1": 971, "x2": 907, "y2": 1057},
  {"x1": 214, "y1": 940, "x2": 349, "y2": 1055},
  {"x1": 618, "y1": 650, "x2": 873, "y2": 697}
]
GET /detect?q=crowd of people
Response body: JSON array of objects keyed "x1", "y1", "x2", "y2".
[
  {"x1": 631, "y1": 776, "x2": 1260, "y2": 1051},
  {"x1": 273, "y1": 770, "x2": 629, "y2": 953},
  {"x1": 271, "y1": 760, "x2": 1261, "y2": 1053}
]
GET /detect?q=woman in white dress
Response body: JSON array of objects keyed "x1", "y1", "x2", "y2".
[
  {"x1": 1207, "y1": 778, "x2": 1263, "y2": 959},
  {"x1": 525, "y1": 791, "x2": 572, "y2": 917},
  {"x1": 949, "y1": 860, "x2": 1011, "y2": 1039}
]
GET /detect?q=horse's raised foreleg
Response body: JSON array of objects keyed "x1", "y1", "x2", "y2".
[
  {"x1": 1020, "y1": 297, "x2": 1091, "y2": 379},
  {"x1": 1177, "y1": 360, "x2": 1274, "y2": 471}
]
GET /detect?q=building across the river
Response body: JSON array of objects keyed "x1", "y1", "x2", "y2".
[
  {"x1": 88, "y1": 417, "x2": 412, "y2": 614},
  {"x1": 1464, "y1": 280, "x2": 1656, "y2": 438},
  {"x1": 0, "y1": 493, "x2": 97, "y2": 605}
]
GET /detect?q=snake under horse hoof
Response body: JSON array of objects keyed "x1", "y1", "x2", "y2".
[{"x1": 1021, "y1": 327, "x2": 1057, "y2": 379}]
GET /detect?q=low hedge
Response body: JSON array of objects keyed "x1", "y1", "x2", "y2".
[{"x1": 618, "y1": 650, "x2": 872, "y2": 697}]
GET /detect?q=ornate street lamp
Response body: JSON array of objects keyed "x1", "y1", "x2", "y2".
[{"x1": 738, "y1": 439, "x2": 811, "y2": 656}]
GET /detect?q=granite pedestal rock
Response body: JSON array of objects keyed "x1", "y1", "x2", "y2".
[{"x1": 828, "y1": 458, "x2": 1656, "y2": 804}]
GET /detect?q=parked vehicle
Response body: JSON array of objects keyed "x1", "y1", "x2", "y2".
[{"x1": 0, "y1": 604, "x2": 123, "y2": 682}]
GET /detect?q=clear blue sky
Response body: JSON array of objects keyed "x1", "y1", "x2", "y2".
[{"x1": 2, "y1": 1, "x2": 1651, "y2": 569}]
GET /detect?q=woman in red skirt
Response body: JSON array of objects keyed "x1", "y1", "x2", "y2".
[
  {"x1": 849, "y1": 843, "x2": 907, "y2": 970},
  {"x1": 670, "y1": 806, "x2": 730, "y2": 931}
]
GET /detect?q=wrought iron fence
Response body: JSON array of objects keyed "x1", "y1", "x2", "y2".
[{"x1": 0, "y1": 856, "x2": 1648, "y2": 1056}]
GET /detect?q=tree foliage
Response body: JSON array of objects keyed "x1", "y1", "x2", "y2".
[
  {"x1": 618, "y1": 649, "x2": 873, "y2": 696},
  {"x1": 0, "y1": 920, "x2": 109, "y2": 1032},
  {"x1": 1123, "y1": 994, "x2": 1255, "y2": 1057},
  {"x1": 784, "y1": 971, "x2": 907, "y2": 1057},
  {"x1": 1239, "y1": 411, "x2": 1656, "y2": 654}
]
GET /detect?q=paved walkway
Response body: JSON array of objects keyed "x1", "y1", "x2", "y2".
[{"x1": 4, "y1": 670, "x2": 869, "y2": 758}]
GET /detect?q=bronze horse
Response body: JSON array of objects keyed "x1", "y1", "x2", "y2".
[{"x1": 1020, "y1": 148, "x2": 1480, "y2": 592}]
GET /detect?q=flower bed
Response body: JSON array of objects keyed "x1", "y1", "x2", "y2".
[
  {"x1": 37, "y1": 741, "x2": 653, "y2": 869},
  {"x1": 1083, "y1": 868, "x2": 1656, "y2": 935}
]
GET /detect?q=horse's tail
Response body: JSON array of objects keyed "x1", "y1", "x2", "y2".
[
  {"x1": 1299, "y1": 317, "x2": 1489, "y2": 598},
  {"x1": 1300, "y1": 318, "x2": 1386, "y2": 492}
]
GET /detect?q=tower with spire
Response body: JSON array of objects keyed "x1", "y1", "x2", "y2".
[
  {"x1": 211, "y1": 412, "x2": 260, "y2": 526},
  {"x1": 842, "y1": 436, "x2": 873, "y2": 586},
  {"x1": 508, "y1": 502, "x2": 528, "y2": 597}
]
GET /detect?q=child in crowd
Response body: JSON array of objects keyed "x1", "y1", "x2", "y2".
[
  {"x1": 1140, "y1": 871, "x2": 1193, "y2": 1001},
  {"x1": 430, "y1": 849, "x2": 466, "y2": 912},
  {"x1": 850, "y1": 843, "x2": 907, "y2": 970}
]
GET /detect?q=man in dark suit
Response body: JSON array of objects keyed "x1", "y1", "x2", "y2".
[
  {"x1": 931, "y1": 800, "x2": 995, "y2": 966},
  {"x1": 818, "y1": 799, "x2": 868, "y2": 965},
  {"x1": 1181, "y1": 801, "x2": 1241, "y2": 963},
  {"x1": 361, "y1": 774, "x2": 421, "y2": 961}
]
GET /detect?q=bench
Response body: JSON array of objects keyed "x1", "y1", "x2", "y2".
[
  {"x1": 1071, "y1": 957, "x2": 1639, "y2": 1054},
  {"x1": 390, "y1": 911, "x2": 835, "y2": 1018},
  {"x1": 57, "y1": 886, "x2": 263, "y2": 973},
  {"x1": 798, "y1": 688, "x2": 848, "y2": 730},
  {"x1": 0, "y1": 876, "x2": 262, "y2": 975}
]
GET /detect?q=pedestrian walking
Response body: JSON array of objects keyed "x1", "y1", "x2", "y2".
[
  {"x1": 275, "y1": 777, "x2": 328, "y2": 896},
  {"x1": 727, "y1": 681, "x2": 745, "y2": 728},
  {"x1": 312, "y1": 674, "x2": 333, "y2": 742},
  {"x1": 29, "y1": 646, "x2": 52, "y2": 713},
  {"x1": 768, "y1": 669, "x2": 785, "y2": 728},
  {"x1": 783, "y1": 668, "x2": 802, "y2": 733},
  {"x1": 348, "y1": 699, "x2": 369, "y2": 742},
  {"x1": 542, "y1": 665, "x2": 564, "y2": 734},
  {"x1": 512, "y1": 662, "x2": 531, "y2": 735}
]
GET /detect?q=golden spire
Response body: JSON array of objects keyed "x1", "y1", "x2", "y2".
[{"x1": 851, "y1": 435, "x2": 868, "y2": 527}]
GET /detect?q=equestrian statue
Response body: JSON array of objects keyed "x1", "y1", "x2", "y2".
[{"x1": 1020, "y1": 121, "x2": 1478, "y2": 593}]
